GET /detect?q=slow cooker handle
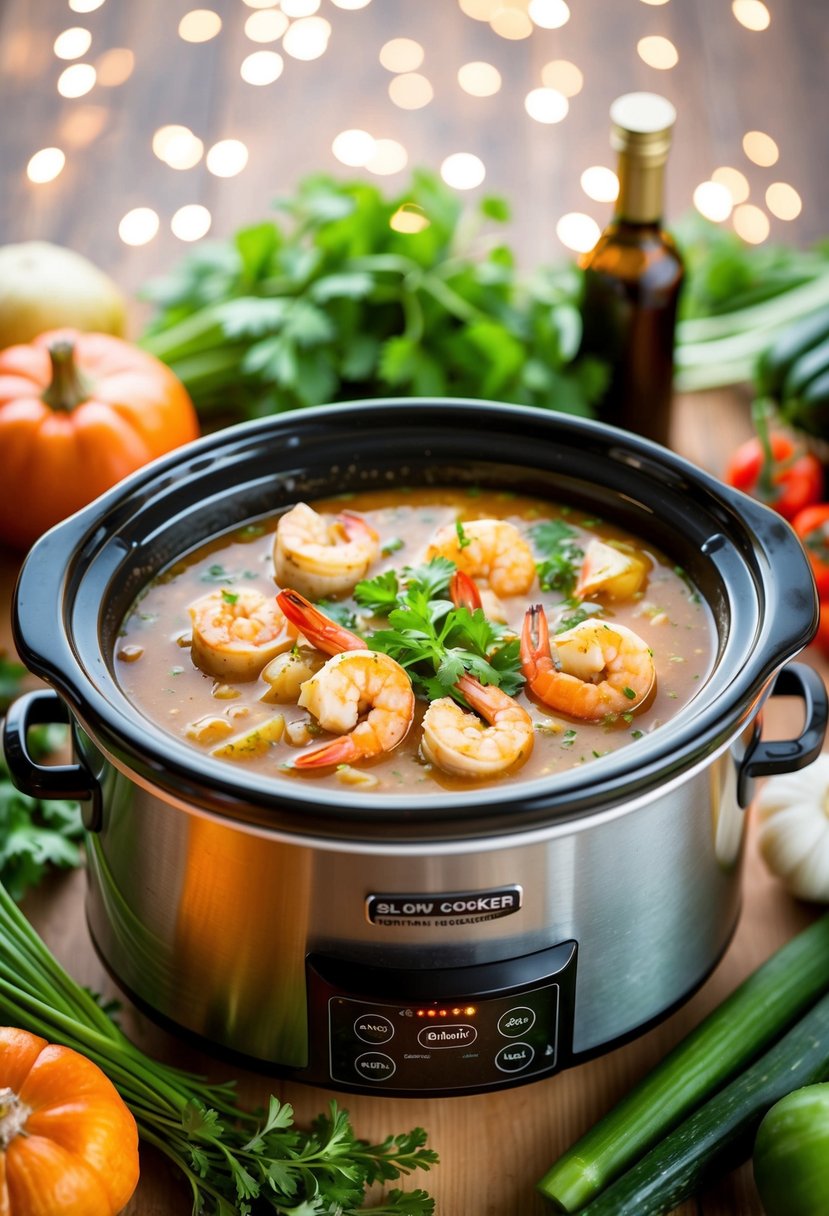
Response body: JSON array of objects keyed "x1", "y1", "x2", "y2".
[
  {"x1": 737, "y1": 663, "x2": 828, "y2": 807},
  {"x1": 2, "y1": 690, "x2": 103, "y2": 832}
]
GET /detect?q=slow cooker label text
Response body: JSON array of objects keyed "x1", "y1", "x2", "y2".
[{"x1": 366, "y1": 886, "x2": 523, "y2": 927}]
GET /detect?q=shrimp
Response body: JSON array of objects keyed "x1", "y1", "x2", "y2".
[
  {"x1": 295, "y1": 651, "x2": 415, "y2": 768},
  {"x1": 273, "y1": 502, "x2": 380, "y2": 600},
  {"x1": 421, "y1": 673, "x2": 534, "y2": 779},
  {"x1": 189, "y1": 589, "x2": 296, "y2": 681},
  {"x1": 521, "y1": 607, "x2": 655, "y2": 721},
  {"x1": 276, "y1": 588, "x2": 364, "y2": 654},
  {"x1": 276, "y1": 587, "x2": 415, "y2": 768},
  {"x1": 425, "y1": 519, "x2": 535, "y2": 598},
  {"x1": 575, "y1": 538, "x2": 650, "y2": 601}
]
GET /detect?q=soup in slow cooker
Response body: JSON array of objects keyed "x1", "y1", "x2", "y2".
[{"x1": 114, "y1": 488, "x2": 716, "y2": 793}]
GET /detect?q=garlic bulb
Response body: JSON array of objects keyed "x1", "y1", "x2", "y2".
[{"x1": 754, "y1": 754, "x2": 829, "y2": 902}]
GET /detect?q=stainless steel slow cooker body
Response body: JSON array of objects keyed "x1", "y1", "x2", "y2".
[{"x1": 6, "y1": 399, "x2": 826, "y2": 1097}]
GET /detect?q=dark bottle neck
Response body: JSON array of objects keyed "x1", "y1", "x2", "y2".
[{"x1": 614, "y1": 153, "x2": 666, "y2": 225}]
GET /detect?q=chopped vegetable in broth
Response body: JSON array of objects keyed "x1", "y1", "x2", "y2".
[{"x1": 114, "y1": 488, "x2": 716, "y2": 794}]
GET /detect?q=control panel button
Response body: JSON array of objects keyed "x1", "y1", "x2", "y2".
[
  {"x1": 417, "y1": 1023, "x2": 478, "y2": 1049},
  {"x1": 354, "y1": 1014, "x2": 394, "y2": 1044},
  {"x1": 355, "y1": 1052, "x2": 396, "y2": 1082},
  {"x1": 494, "y1": 1042, "x2": 535, "y2": 1073},
  {"x1": 497, "y1": 1006, "x2": 536, "y2": 1037}
]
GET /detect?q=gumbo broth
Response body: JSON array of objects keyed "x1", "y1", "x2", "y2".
[{"x1": 115, "y1": 488, "x2": 716, "y2": 795}]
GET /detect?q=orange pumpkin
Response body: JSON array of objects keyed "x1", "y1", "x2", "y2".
[
  {"x1": 0, "y1": 1026, "x2": 140, "y2": 1215},
  {"x1": 0, "y1": 329, "x2": 199, "y2": 550}
]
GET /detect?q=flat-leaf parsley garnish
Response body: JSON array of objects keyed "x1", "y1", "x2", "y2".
[
  {"x1": 529, "y1": 519, "x2": 584, "y2": 595},
  {"x1": 353, "y1": 559, "x2": 523, "y2": 703}
]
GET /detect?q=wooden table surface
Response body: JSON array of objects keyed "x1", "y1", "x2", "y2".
[{"x1": 2, "y1": 3, "x2": 828, "y2": 1214}]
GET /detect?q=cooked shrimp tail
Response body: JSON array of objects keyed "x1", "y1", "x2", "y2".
[
  {"x1": 294, "y1": 650, "x2": 415, "y2": 768},
  {"x1": 521, "y1": 607, "x2": 655, "y2": 721},
  {"x1": 276, "y1": 588, "x2": 364, "y2": 655},
  {"x1": 450, "y1": 569, "x2": 483, "y2": 611},
  {"x1": 421, "y1": 673, "x2": 534, "y2": 779}
]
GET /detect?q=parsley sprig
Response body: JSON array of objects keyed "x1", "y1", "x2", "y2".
[
  {"x1": 354, "y1": 559, "x2": 523, "y2": 703},
  {"x1": 0, "y1": 877, "x2": 437, "y2": 1214},
  {"x1": 529, "y1": 519, "x2": 584, "y2": 596}
]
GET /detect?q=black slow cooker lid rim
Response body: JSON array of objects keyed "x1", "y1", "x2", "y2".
[{"x1": 13, "y1": 397, "x2": 817, "y2": 835}]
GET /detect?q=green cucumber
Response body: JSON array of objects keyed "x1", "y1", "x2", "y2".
[
  {"x1": 574, "y1": 991, "x2": 829, "y2": 1216},
  {"x1": 537, "y1": 913, "x2": 829, "y2": 1212},
  {"x1": 755, "y1": 304, "x2": 829, "y2": 398},
  {"x1": 781, "y1": 367, "x2": 829, "y2": 437},
  {"x1": 782, "y1": 333, "x2": 829, "y2": 400}
]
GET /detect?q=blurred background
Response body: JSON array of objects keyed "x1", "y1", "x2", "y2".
[{"x1": 1, "y1": 0, "x2": 825, "y2": 316}]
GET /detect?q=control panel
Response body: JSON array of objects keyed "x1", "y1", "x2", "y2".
[{"x1": 305, "y1": 941, "x2": 577, "y2": 1096}]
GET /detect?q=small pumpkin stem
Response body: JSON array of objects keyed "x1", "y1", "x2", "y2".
[
  {"x1": 0, "y1": 1086, "x2": 31, "y2": 1148},
  {"x1": 41, "y1": 339, "x2": 92, "y2": 412}
]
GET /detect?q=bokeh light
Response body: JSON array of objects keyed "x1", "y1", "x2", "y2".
[
  {"x1": 711, "y1": 165, "x2": 750, "y2": 204},
  {"x1": 490, "y1": 8, "x2": 532, "y2": 38},
  {"x1": 529, "y1": 0, "x2": 571, "y2": 29},
  {"x1": 241, "y1": 51, "x2": 284, "y2": 84},
  {"x1": 693, "y1": 181, "x2": 734, "y2": 222},
  {"x1": 556, "y1": 213, "x2": 601, "y2": 253},
  {"x1": 441, "y1": 152, "x2": 485, "y2": 190},
  {"x1": 171, "y1": 204, "x2": 213, "y2": 241},
  {"x1": 459, "y1": 0, "x2": 499, "y2": 18},
  {"x1": 57, "y1": 63, "x2": 97, "y2": 98},
  {"x1": 245, "y1": 10, "x2": 289, "y2": 41},
  {"x1": 95, "y1": 48, "x2": 134, "y2": 87},
  {"x1": 178, "y1": 10, "x2": 222, "y2": 42},
  {"x1": 766, "y1": 182, "x2": 802, "y2": 221},
  {"x1": 330, "y1": 0, "x2": 372, "y2": 7},
  {"x1": 152, "y1": 125, "x2": 204, "y2": 169},
  {"x1": 26, "y1": 148, "x2": 66, "y2": 184},
  {"x1": 282, "y1": 16, "x2": 331, "y2": 60},
  {"x1": 68, "y1": 0, "x2": 105, "y2": 11},
  {"x1": 389, "y1": 73, "x2": 433, "y2": 109},
  {"x1": 733, "y1": 203, "x2": 770, "y2": 243},
  {"x1": 580, "y1": 166, "x2": 619, "y2": 202},
  {"x1": 743, "y1": 130, "x2": 779, "y2": 166},
  {"x1": 59, "y1": 104, "x2": 108, "y2": 148},
  {"x1": 332, "y1": 128, "x2": 376, "y2": 166},
  {"x1": 53, "y1": 28, "x2": 92, "y2": 60},
  {"x1": 637, "y1": 35, "x2": 679, "y2": 69},
  {"x1": 206, "y1": 139, "x2": 249, "y2": 177},
  {"x1": 118, "y1": 207, "x2": 160, "y2": 247},
  {"x1": 732, "y1": 0, "x2": 770, "y2": 30},
  {"x1": 390, "y1": 204, "x2": 430, "y2": 234},
  {"x1": 379, "y1": 38, "x2": 424, "y2": 72},
  {"x1": 282, "y1": 0, "x2": 321, "y2": 15},
  {"x1": 458, "y1": 61, "x2": 501, "y2": 96},
  {"x1": 541, "y1": 59, "x2": 583, "y2": 97},
  {"x1": 365, "y1": 138, "x2": 408, "y2": 176},
  {"x1": 525, "y1": 88, "x2": 569, "y2": 124}
]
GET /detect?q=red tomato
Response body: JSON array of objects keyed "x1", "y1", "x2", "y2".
[
  {"x1": 813, "y1": 599, "x2": 829, "y2": 658},
  {"x1": 724, "y1": 432, "x2": 823, "y2": 522},
  {"x1": 793, "y1": 504, "x2": 829, "y2": 599}
]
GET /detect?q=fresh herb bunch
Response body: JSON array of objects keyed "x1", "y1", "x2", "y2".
[
  {"x1": 0, "y1": 657, "x2": 84, "y2": 901},
  {"x1": 353, "y1": 558, "x2": 523, "y2": 702},
  {"x1": 139, "y1": 170, "x2": 608, "y2": 421},
  {"x1": 0, "y1": 875, "x2": 437, "y2": 1214},
  {"x1": 529, "y1": 518, "x2": 584, "y2": 595}
]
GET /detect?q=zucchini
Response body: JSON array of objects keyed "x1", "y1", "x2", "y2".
[
  {"x1": 575, "y1": 991, "x2": 829, "y2": 1216},
  {"x1": 755, "y1": 304, "x2": 829, "y2": 398},
  {"x1": 536, "y1": 913, "x2": 829, "y2": 1212}
]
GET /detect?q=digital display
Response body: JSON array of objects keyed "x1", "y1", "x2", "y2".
[{"x1": 414, "y1": 1006, "x2": 477, "y2": 1018}]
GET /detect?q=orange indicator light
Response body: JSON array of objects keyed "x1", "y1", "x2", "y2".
[{"x1": 465, "y1": 1006, "x2": 477, "y2": 1016}]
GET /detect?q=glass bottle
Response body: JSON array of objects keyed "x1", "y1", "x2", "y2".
[{"x1": 579, "y1": 92, "x2": 685, "y2": 447}]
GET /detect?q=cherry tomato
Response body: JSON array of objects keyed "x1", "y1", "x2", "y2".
[
  {"x1": 812, "y1": 599, "x2": 829, "y2": 658},
  {"x1": 792, "y1": 504, "x2": 829, "y2": 599},
  {"x1": 724, "y1": 432, "x2": 823, "y2": 522}
]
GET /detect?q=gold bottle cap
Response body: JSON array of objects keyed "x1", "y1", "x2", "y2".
[{"x1": 609, "y1": 92, "x2": 677, "y2": 162}]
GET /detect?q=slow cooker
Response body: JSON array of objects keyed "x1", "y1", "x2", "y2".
[{"x1": 4, "y1": 399, "x2": 826, "y2": 1097}]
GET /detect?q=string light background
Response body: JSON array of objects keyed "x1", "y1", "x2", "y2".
[{"x1": 0, "y1": 0, "x2": 823, "y2": 303}]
